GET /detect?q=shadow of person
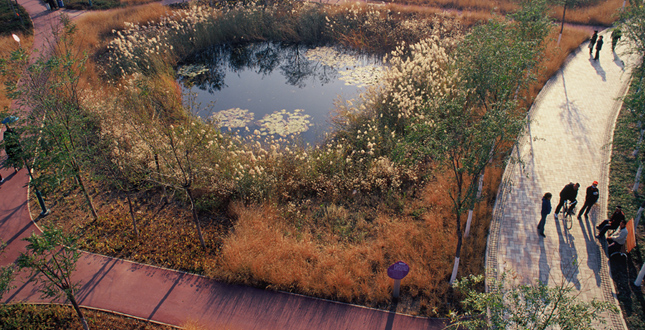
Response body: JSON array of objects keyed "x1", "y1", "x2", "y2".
[
  {"x1": 589, "y1": 58, "x2": 606, "y2": 81},
  {"x1": 613, "y1": 52, "x2": 625, "y2": 70},
  {"x1": 579, "y1": 214, "x2": 602, "y2": 287},
  {"x1": 555, "y1": 216, "x2": 581, "y2": 289},
  {"x1": 538, "y1": 236, "x2": 550, "y2": 285}
]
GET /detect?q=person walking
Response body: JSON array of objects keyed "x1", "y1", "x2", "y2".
[
  {"x1": 578, "y1": 181, "x2": 599, "y2": 218},
  {"x1": 554, "y1": 182, "x2": 580, "y2": 219},
  {"x1": 537, "y1": 192, "x2": 552, "y2": 237},
  {"x1": 594, "y1": 36, "x2": 604, "y2": 61},
  {"x1": 589, "y1": 30, "x2": 598, "y2": 55}
]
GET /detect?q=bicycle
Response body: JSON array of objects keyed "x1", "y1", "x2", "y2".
[{"x1": 561, "y1": 199, "x2": 577, "y2": 230}]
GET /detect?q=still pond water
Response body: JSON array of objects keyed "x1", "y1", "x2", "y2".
[{"x1": 177, "y1": 42, "x2": 384, "y2": 144}]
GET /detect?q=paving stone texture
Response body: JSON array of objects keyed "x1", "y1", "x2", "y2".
[{"x1": 486, "y1": 30, "x2": 641, "y2": 330}]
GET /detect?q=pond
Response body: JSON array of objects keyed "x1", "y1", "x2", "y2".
[{"x1": 177, "y1": 42, "x2": 384, "y2": 144}]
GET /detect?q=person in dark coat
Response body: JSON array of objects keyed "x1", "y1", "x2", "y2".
[
  {"x1": 554, "y1": 182, "x2": 580, "y2": 219},
  {"x1": 589, "y1": 30, "x2": 598, "y2": 55},
  {"x1": 611, "y1": 28, "x2": 622, "y2": 52},
  {"x1": 578, "y1": 181, "x2": 599, "y2": 218},
  {"x1": 537, "y1": 192, "x2": 552, "y2": 237},
  {"x1": 596, "y1": 205, "x2": 625, "y2": 239},
  {"x1": 594, "y1": 36, "x2": 604, "y2": 60}
]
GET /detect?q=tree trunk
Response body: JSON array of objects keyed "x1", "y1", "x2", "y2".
[
  {"x1": 126, "y1": 192, "x2": 139, "y2": 239},
  {"x1": 186, "y1": 188, "x2": 206, "y2": 249},
  {"x1": 75, "y1": 173, "x2": 98, "y2": 220},
  {"x1": 557, "y1": 4, "x2": 566, "y2": 45},
  {"x1": 68, "y1": 293, "x2": 90, "y2": 330},
  {"x1": 450, "y1": 213, "x2": 464, "y2": 284}
]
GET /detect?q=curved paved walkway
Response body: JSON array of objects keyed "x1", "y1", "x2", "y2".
[
  {"x1": 0, "y1": 1, "x2": 445, "y2": 329},
  {"x1": 486, "y1": 33, "x2": 640, "y2": 329}
]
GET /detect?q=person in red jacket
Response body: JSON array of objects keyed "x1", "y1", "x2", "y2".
[{"x1": 578, "y1": 181, "x2": 599, "y2": 219}]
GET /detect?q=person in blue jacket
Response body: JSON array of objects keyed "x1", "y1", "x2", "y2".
[{"x1": 538, "y1": 192, "x2": 552, "y2": 237}]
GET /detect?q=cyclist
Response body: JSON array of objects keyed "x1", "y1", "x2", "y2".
[{"x1": 554, "y1": 182, "x2": 579, "y2": 220}]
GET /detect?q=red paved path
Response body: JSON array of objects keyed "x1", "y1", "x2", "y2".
[{"x1": 0, "y1": 1, "x2": 446, "y2": 329}]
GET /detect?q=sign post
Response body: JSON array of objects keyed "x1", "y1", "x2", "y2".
[{"x1": 387, "y1": 261, "x2": 409, "y2": 299}]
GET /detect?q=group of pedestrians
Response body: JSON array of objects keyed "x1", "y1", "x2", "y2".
[
  {"x1": 538, "y1": 180, "x2": 628, "y2": 257},
  {"x1": 589, "y1": 28, "x2": 623, "y2": 61}
]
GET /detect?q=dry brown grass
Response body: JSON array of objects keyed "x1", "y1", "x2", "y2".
[
  {"x1": 73, "y1": 3, "x2": 168, "y2": 53},
  {"x1": 392, "y1": 0, "x2": 622, "y2": 26},
  {"x1": 550, "y1": 0, "x2": 624, "y2": 26},
  {"x1": 0, "y1": 33, "x2": 33, "y2": 111},
  {"x1": 393, "y1": 0, "x2": 519, "y2": 13},
  {"x1": 527, "y1": 25, "x2": 590, "y2": 105},
  {"x1": 34, "y1": 166, "x2": 490, "y2": 316}
]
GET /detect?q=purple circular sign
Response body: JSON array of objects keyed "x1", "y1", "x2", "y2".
[{"x1": 387, "y1": 261, "x2": 410, "y2": 280}]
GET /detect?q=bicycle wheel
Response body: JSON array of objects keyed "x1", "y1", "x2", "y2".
[
  {"x1": 562, "y1": 203, "x2": 572, "y2": 230},
  {"x1": 565, "y1": 210, "x2": 573, "y2": 230}
]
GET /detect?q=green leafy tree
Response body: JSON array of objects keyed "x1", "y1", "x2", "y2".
[
  {"x1": 0, "y1": 17, "x2": 104, "y2": 220},
  {"x1": 450, "y1": 272, "x2": 617, "y2": 329},
  {"x1": 118, "y1": 78, "x2": 224, "y2": 250},
  {"x1": 16, "y1": 227, "x2": 89, "y2": 330},
  {"x1": 0, "y1": 242, "x2": 16, "y2": 300},
  {"x1": 619, "y1": 0, "x2": 645, "y2": 56},
  {"x1": 403, "y1": 1, "x2": 551, "y2": 283}
]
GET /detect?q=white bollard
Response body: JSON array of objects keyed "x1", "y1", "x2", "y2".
[
  {"x1": 635, "y1": 263, "x2": 645, "y2": 286},
  {"x1": 449, "y1": 256, "x2": 460, "y2": 284},
  {"x1": 635, "y1": 206, "x2": 644, "y2": 229},
  {"x1": 393, "y1": 279, "x2": 401, "y2": 298},
  {"x1": 634, "y1": 164, "x2": 642, "y2": 193},
  {"x1": 464, "y1": 210, "x2": 474, "y2": 238}
]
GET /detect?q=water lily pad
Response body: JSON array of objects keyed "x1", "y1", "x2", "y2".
[
  {"x1": 211, "y1": 108, "x2": 254, "y2": 128},
  {"x1": 257, "y1": 109, "x2": 312, "y2": 137}
]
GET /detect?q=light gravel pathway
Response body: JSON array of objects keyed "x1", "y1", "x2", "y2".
[{"x1": 486, "y1": 31, "x2": 641, "y2": 330}]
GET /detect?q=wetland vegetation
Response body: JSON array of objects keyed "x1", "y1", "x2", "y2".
[{"x1": 0, "y1": 0, "x2": 625, "y2": 319}]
